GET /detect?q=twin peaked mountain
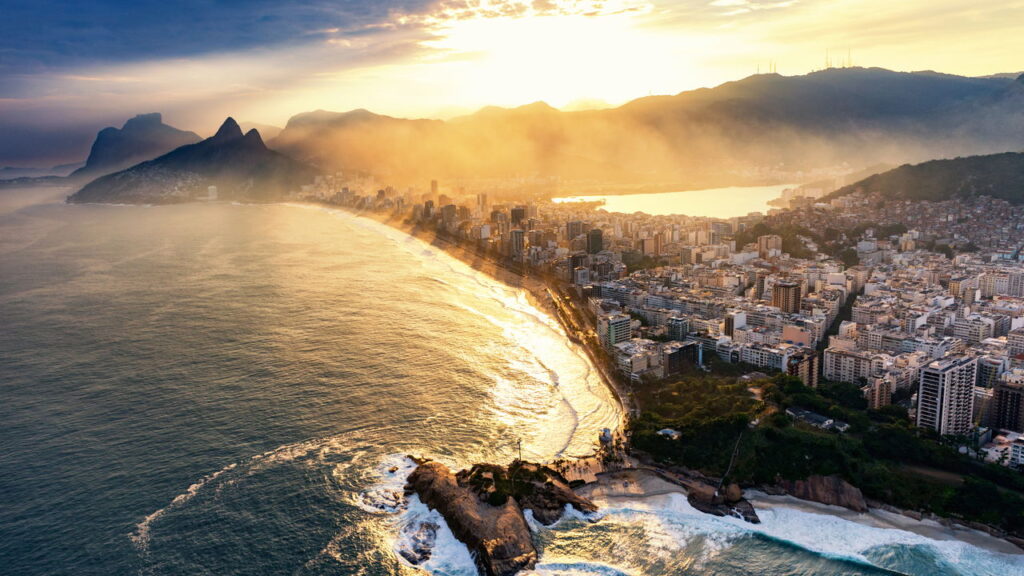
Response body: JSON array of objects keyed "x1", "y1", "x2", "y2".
[
  {"x1": 68, "y1": 118, "x2": 316, "y2": 204},
  {"x1": 66, "y1": 67, "x2": 1024, "y2": 204}
]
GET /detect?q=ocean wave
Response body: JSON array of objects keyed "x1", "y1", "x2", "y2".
[
  {"x1": 131, "y1": 434, "x2": 362, "y2": 550},
  {"x1": 130, "y1": 462, "x2": 239, "y2": 550},
  {"x1": 530, "y1": 561, "x2": 634, "y2": 576},
  {"x1": 396, "y1": 495, "x2": 478, "y2": 575},
  {"x1": 735, "y1": 505, "x2": 1024, "y2": 576}
]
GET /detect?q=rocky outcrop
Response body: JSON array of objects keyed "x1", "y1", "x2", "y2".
[
  {"x1": 498, "y1": 464, "x2": 597, "y2": 525},
  {"x1": 778, "y1": 475, "x2": 867, "y2": 512},
  {"x1": 405, "y1": 460, "x2": 600, "y2": 576},
  {"x1": 687, "y1": 481, "x2": 760, "y2": 523},
  {"x1": 406, "y1": 461, "x2": 538, "y2": 576}
]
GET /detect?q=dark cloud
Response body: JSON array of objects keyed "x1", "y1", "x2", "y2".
[
  {"x1": 0, "y1": 0, "x2": 445, "y2": 165},
  {"x1": 0, "y1": 0, "x2": 435, "y2": 75}
]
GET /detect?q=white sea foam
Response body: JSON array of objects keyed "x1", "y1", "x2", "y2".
[
  {"x1": 530, "y1": 561, "x2": 634, "y2": 576},
  {"x1": 729, "y1": 504, "x2": 1024, "y2": 576},
  {"x1": 395, "y1": 495, "x2": 478, "y2": 575},
  {"x1": 565, "y1": 491, "x2": 1024, "y2": 576},
  {"x1": 353, "y1": 454, "x2": 417, "y2": 515},
  {"x1": 130, "y1": 462, "x2": 239, "y2": 550},
  {"x1": 131, "y1": 434, "x2": 354, "y2": 550}
]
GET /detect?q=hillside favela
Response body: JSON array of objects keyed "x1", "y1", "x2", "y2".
[{"x1": 4, "y1": 2, "x2": 1024, "y2": 575}]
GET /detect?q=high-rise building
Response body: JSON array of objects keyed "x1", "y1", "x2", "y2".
[
  {"x1": 587, "y1": 229, "x2": 603, "y2": 254},
  {"x1": 992, "y1": 380, "x2": 1024, "y2": 432},
  {"x1": 667, "y1": 316, "x2": 689, "y2": 341},
  {"x1": 508, "y1": 229, "x2": 526, "y2": 258},
  {"x1": 1009, "y1": 272, "x2": 1024, "y2": 298},
  {"x1": 430, "y1": 179, "x2": 438, "y2": 195},
  {"x1": 772, "y1": 281, "x2": 802, "y2": 314},
  {"x1": 754, "y1": 270, "x2": 768, "y2": 300},
  {"x1": 566, "y1": 221, "x2": 585, "y2": 242},
  {"x1": 863, "y1": 377, "x2": 893, "y2": 410},
  {"x1": 440, "y1": 204, "x2": 457, "y2": 226},
  {"x1": 785, "y1": 348, "x2": 820, "y2": 388},
  {"x1": 510, "y1": 206, "x2": 527, "y2": 226},
  {"x1": 976, "y1": 355, "x2": 1007, "y2": 388},
  {"x1": 599, "y1": 313, "x2": 632, "y2": 348},
  {"x1": 1008, "y1": 328, "x2": 1024, "y2": 359},
  {"x1": 757, "y1": 234, "x2": 782, "y2": 258},
  {"x1": 916, "y1": 356, "x2": 977, "y2": 436},
  {"x1": 569, "y1": 253, "x2": 587, "y2": 272},
  {"x1": 573, "y1": 267, "x2": 590, "y2": 285}
]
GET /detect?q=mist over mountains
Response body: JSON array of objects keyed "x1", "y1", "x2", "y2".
[
  {"x1": 270, "y1": 67, "x2": 1024, "y2": 187},
  {"x1": 68, "y1": 118, "x2": 316, "y2": 204},
  {"x1": 70, "y1": 113, "x2": 201, "y2": 180},
  {"x1": 14, "y1": 67, "x2": 1024, "y2": 203}
]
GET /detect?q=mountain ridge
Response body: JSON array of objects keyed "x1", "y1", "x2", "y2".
[
  {"x1": 267, "y1": 67, "x2": 1024, "y2": 185},
  {"x1": 824, "y1": 152, "x2": 1024, "y2": 204},
  {"x1": 68, "y1": 117, "x2": 318, "y2": 204},
  {"x1": 70, "y1": 113, "x2": 201, "y2": 180}
]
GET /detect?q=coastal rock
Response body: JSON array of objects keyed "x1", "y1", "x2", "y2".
[
  {"x1": 685, "y1": 480, "x2": 760, "y2": 523},
  {"x1": 405, "y1": 461, "x2": 538, "y2": 576},
  {"x1": 778, "y1": 475, "x2": 867, "y2": 512},
  {"x1": 723, "y1": 482, "x2": 743, "y2": 504},
  {"x1": 513, "y1": 468, "x2": 598, "y2": 525}
]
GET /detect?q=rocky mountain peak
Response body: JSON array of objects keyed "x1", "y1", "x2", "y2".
[
  {"x1": 213, "y1": 117, "x2": 243, "y2": 141},
  {"x1": 122, "y1": 113, "x2": 163, "y2": 131}
]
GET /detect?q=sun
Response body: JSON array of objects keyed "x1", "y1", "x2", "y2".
[{"x1": 414, "y1": 7, "x2": 710, "y2": 110}]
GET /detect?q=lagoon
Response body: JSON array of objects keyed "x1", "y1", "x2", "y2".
[{"x1": 553, "y1": 183, "x2": 795, "y2": 218}]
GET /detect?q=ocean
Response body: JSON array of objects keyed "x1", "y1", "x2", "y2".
[{"x1": 1, "y1": 187, "x2": 1021, "y2": 575}]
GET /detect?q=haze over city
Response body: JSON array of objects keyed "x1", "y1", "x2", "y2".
[{"x1": 3, "y1": 2, "x2": 1024, "y2": 576}]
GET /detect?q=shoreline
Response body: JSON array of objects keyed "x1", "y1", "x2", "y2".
[
  {"x1": 336, "y1": 205, "x2": 633, "y2": 438},
  {"x1": 308, "y1": 203, "x2": 1023, "y2": 555},
  {"x1": 579, "y1": 469, "x2": 1024, "y2": 557}
]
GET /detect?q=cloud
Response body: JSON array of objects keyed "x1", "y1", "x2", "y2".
[
  {"x1": 1, "y1": 0, "x2": 1023, "y2": 167},
  {"x1": 708, "y1": 0, "x2": 799, "y2": 15}
]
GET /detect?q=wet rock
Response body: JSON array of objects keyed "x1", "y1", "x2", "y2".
[
  {"x1": 406, "y1": 461, "x2": 538, "y2": 576},
  {"x1": 723, "y1": 483, "x2": 743, "y2": 504},
  {"x1": 398, "y1": 521, "x2": 437, "y2": 565},
  {"x1": 778, "y1": 475, "x2": 867, "y2": 512}
]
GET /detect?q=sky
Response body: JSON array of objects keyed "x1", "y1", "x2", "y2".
[{"x1": 1, "y1": 0, "x2": 1022, "y2": 166}]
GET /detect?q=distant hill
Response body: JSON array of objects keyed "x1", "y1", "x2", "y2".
[
  {"x1": 270, "y1": 68, "x2": 1024, "y2": 185},
  {"x1": 239, "y1": 121, "x2": 283, "y2": 141},
  {"x1": 71, "y1": 113, "x2": 201, "y2": 180},
  {"x1": 0, "y1": 162, "x2": 83, "y2": 181},
  {"x1": 825, "y1": 152, "x2": 1024, "y2": 204},
  {"x1": 68, "y1": 118, "x2": 318, "y2": 204}
]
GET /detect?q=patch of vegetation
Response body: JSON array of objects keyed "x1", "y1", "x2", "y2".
[
  {"x1": 630, "y1": 372, "x2": 1024, "y2": 534},
  {"x1": 825, "y1": 152, "x2": 1024, "y2": 205},
  {"x1": 733, "y1": 222, "x2": 816, "y2": 259}
]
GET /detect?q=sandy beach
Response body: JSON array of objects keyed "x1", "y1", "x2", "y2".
[
  {"x1": 326, "y1": 203, "x2": 1024, "y2": 561},
  {"x1": 746, "y1": 491, "x2": 1024, "y2": 556},
  {"x1": 344, "y1": 206, "x2": 634, "y2": 424},
  {"x1": 576, "y1": 468, "x2": 1023, "y2": 556}
]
